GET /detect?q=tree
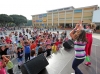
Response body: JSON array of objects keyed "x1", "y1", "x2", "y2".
[
  {"x1": 26, "y1": 20, "x2": 32, "y2": 26},
  {"x1": 0, "y1": 14, "x2": 27, "y2": 27},
  {"x1": 0, "y1": 14, "x2": 13, "y2": 27},
  {"x1": 10, "y1": 15, "x2": 27, "y2": 26}
]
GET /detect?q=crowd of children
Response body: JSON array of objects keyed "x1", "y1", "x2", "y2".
[{"x1": 0, "y1": 28, "x2": 68, "y2": 74}]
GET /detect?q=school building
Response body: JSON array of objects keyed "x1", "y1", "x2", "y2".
[{"x1": 32, "y1": 5, "x2": 99, "y2": 28}]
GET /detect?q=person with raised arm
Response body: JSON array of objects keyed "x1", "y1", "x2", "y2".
[
  {"x1": 2, "y1": 55, "x2": 14, "y2": 74},
  {"x1": 70, "y1": 23, "x2": 87, "y2": 74},
  {"x1": 77, "y1": 21, "x2": 96, "y2": 66}
]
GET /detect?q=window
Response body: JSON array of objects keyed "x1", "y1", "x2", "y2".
[
  {"x1": 64, "y1": 8, "x2": 71, "y2": 10},
  {"x1": 58, "y1": 9, "x2": 64, "y2": 11},
  {"x1": 48, "y1": 11, "x2": 52, "y2": 12},
  {"x1": 36, "y1": 20, "x2": 39, "y2": 22},
  {"x1": 43, "y1": 14, "x2": 47, "y2": 17},
  {"x1": 32, "y1": 16, "x2": 35, "y2": 17},
  {"x1": 39, "y1": 15, "x2": 42, "y2": 18},
  {"x1": 96, "y1": 25, "x2": 100, "y2": 30},
  {"x1": 66, "y1": 17, "x2": 72, "y2": 19},
  {"x1": 48, "y1": 19, "x2": 52, "y2": 20},
  {"x1": 53, "y1": 13, "x2": 58, "y2": 15},
  {"x1": 59, "y1": 18, "x2": 64, "y2": 20},
  {"x1": 53, "y1": 10, "x2": 58, "y2": 12},
  {"x1": 83, "y1": 16, "x2": 92, "y2": 19},
  {"x1": 39, "y1": 20, "x2": 42, "y2": 22},
  {"x1": 74, "y1": 9, "x2": 82, "y2": 13}
]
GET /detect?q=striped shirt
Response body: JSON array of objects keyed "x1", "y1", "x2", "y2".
[{"x1": 74, "y1": 41, "x2": 87, "y2": 59}]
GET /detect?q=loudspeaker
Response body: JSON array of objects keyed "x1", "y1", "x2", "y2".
[
  {"x1": 63, "y1": 39, "x2": 74, "y2": 49},
  {"x1": 21, "y1": 54, "x2": 49, "y2": 74}
]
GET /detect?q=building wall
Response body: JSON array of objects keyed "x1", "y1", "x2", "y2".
[{"x1": 32, "y1": 5, "x2": 98, "y2": 28}]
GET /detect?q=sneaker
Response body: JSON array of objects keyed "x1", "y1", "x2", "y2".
[
  {"x1": 88, "y1": 62, "x2": 91, "y2": 65},
  {"x1": 85, "y1": 62, "x2": 91, "y2": 66}
]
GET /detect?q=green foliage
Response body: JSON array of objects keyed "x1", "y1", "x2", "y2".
[
  {"x1": 0, "y1": 14, "x2": 27, "y2": 27},
  {"x1": 0, "y1": 14, "x2": 13, "y2": 23},
  {"x1": 26, "y1": 20, "x2": 32, "y2": 26},
  {"x1": 10, "y1": 15, "x2": 27, "y2": 25}
]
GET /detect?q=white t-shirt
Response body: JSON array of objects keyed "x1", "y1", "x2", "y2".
[
  {"x1": 30, "y1": 56, "x2": 36, "y2": 60},
  {"x1": 11, "y1": 35, "x2": 16, "y2": 43}
]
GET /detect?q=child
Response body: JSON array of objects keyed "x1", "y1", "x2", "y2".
[
  {"x1": 55, "y1": 39, "x2": 60, "y2": 51},
  {"x1": 6, "y1": 45, "x2": 12, "y2": 58},
  {"x1": 52, "y1": 43, "x2": 57, "y2": 53},
  {"x1": 46, "y1": 44, "x2": 51, "y2": 57},
  {"x1": 9, "y1": 44, "x2": 14, "y2": 58},
  {"x1": 70, "y1": 24, "x2": 87, "y2": 74},
  {"x1": 17, "y1": 47, "x2": 23, "y2": 69},
  {"x1": 38, "y1": 47, "x2": 46, "y2": 55},
  {"x1": 63, "y1": 36, "x2": 68, "y2": 42},
  {"x1": 24, "y1": 41, "x2": 31, "y2": 62},
  {"x1": 30, "y1": 50, "x2": 36, "y2": 60},
  {"x1": 2, "y1": 55, "x2": 14, "y2": 74},
  {"x1": 35, "y1": 44, "x2": 40, "y2": 55},
  {"x1": 17, "y1": 41, "x2": 23, "y2": 48},
  {"x1": 5, "y1": 36, "x2": 12, "y2": 44},
  {"x1": 30, "y1": 41, "x2": 37, "y2": 50},
  {"x1": 0, "y1": 59, "x2": 6, "y2": 74}
]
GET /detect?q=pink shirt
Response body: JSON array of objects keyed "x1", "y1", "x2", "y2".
[
  {"x1": 46, "y1": 40, "x2": 51, "y2": 44},
  {"x1": 0, "y1": 62, "x2": 6, "y2": 74}
]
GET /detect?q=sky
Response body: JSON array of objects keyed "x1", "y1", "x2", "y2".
[{"x1": 0, "y1": 0, "x2": 99, "y2": 20}]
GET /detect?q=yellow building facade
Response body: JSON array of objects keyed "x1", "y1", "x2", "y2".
[{"x1": 32, "y1": 5, "x2": 98, "y2": 28}]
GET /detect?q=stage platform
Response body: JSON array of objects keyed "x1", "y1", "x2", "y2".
[{"x1": 39, "y1": 38, "x2": 100, "y2": 74}]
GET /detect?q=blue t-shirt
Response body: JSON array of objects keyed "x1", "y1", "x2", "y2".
[{"x1": 24, "y1": 45, "x2": 30, "y2": 53}]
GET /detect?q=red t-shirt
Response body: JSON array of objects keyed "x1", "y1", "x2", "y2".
[
  {"x1": 5, "y1": 38, "x2": 12, "y2": 44},
  {"x1": 55, "y1": 41, "x2": 60, "y2": 46},
  {"x1": 30, "y1": 43, "x2": 37, "y2": 50}
]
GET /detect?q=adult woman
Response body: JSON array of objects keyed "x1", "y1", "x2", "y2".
[
  {"x1": 84, "y1": 23, "x2": 96, "y2": 66},
  {"x1": 78, "y1": 22, "x2": 96, "y2": 66},
  {"x1": 70, "y1": 24, "x2": 87, "y2": 74}
]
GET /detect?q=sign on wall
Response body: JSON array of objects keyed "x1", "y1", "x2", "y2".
[{"x1": 74, "y1": 9, "x2": 82, "y2": 13}]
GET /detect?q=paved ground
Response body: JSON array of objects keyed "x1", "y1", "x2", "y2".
[
  {"x1": 4, "y1": 29, "x2": 100, "y2": 74},
  {"x1": 93, "y1": 33, "x2": 100, "y2": 40}
]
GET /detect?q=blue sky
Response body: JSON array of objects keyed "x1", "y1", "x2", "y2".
[{"x1": 0, "y1": 0, "x2": 99, "y2": 20}]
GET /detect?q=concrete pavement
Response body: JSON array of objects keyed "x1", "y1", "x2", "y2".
[{"x1": 93, "y1": 33, "x2": 100, "y2": 40}]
